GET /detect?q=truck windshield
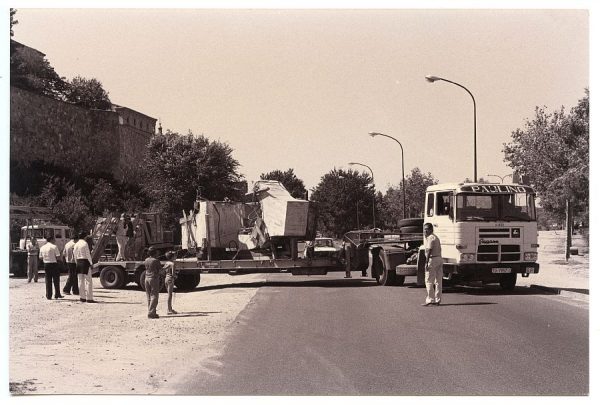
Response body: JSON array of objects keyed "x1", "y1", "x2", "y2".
[
  {"x1": 20, "y1": 229, "x2": 45, "y2": 239},
  {"x1": 455, "y1": 193, "x2": 536, "y2": 222}
]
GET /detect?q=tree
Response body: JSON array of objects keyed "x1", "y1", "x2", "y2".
[
  {"x1": 10, "y1": 8, "x2": 18, "y2": 37},
  {"x1": 143, "y1": 130, "x2": 244, "y2": 228},
  {"x1": 64, "y1": 76, "x2": 112, "y2": 110},
  {"x1": 310, "y1": 168, "x2": 375, "y2": 237},
  {"x1": 503, "y1": 90, "x2": 589, "y2": 221},
  {"x1": 10, "y1": 41, "x2": 67, "y2": 99},
  {"x1": 379, "y1": 167, "x2": 438, "y2": 229},
  {"x1": 259, "y1": 168, "x2": 307, "y2": 199}
]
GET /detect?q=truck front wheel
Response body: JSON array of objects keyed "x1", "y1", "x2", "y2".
[{"x1": 499, "y1": 273, "x2": 517, "y2": 290}]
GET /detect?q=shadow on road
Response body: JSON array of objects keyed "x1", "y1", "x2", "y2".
[
  {"x1": 165, "y1": 311, "x2": 221, "y2": 318},
  {"x1": 436, "y1": 302, "x2": 497, "y2": 306},
  {"x1": 184, "y1": 278, "x2": 378, "y2": 292},
  {"x1": 442, "y1": 285, "x2": 554, "y2": 297}
]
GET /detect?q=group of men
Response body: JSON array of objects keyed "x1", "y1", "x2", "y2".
[{"x1": 26, "y1": 231, "x2": 96, "y2": 302}]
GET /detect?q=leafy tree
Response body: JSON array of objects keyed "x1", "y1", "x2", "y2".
[
  {"x1": 143, "y1": 130, "x2": 244, "y2": 228},
  {"x1": 379, "y1": 167, "x2": 438, "y2": 229},
  {"x1": 260, "y1": 168, "x2": 307, "y2": 199},
  {"x1": 64, "y1": 76, "x2": 112, "y2": 110},
  {"x1": 38, "y1": 176, "x2": 93, "y2": 232},
  {"x1": 503, "y1": 90, "x2": 589, "y2": 222},
  {"x1": 10, "y1": 41, "x2": 67, "y2": 99},
  {"x1": 10, "y1": 8, "x2": 17, "y2": 37},
  {"x1": 310, "y1": 168, "x2": 375, "y2": 237}
]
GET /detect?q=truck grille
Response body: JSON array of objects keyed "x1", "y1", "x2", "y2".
[
  {"x1": 477, "y1": 244, "x2": 521, "y2": 262},
  {"x1": 479, "y1": 228, "x2": 510, "y2": 238}
]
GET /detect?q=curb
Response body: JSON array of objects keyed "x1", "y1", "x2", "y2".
[{"x1": 529, "y1": 284, "x2": 589, "y2": 302}]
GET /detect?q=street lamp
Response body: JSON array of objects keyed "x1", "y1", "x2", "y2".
[
  {"x1": 486, "y1": 174, "x2": 512, "y2": 184},
  {"x1": 349, "y1": 162, "x2": 376, "y2": 229},
  {"x1": 368, "y1": 132, "x2": 406, "y2": 219},
  {"x1": 425, "y1": 75, "x2": 478, "y2": 182}
]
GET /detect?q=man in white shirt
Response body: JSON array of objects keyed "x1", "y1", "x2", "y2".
[
  {"x1": 422, "y1": 222, "x2": 443, "y2": 306},
  {"x1": 39, "y1": 236, "x2": 63, "y2": 300},
  {"x1": 74, "y1": 231, "x2": 95, "y2": 303},
  {"x1": 62, "y1": 235, "x2": 79, "y2": 295}
]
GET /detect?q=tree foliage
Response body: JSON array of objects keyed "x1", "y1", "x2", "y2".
[
  {"x1": 10, "y1": 41, "x2": 67, "y2": 99},
  {"x1": 310, "y1": 168, "x2": 375, "y2": 237},
  {"x1": 64, "y1": 76, "x2": 112, "y2": 110},
  {"x1": 10, "y1": 9, "x2": 17, "y2": 37},
  {"x1": 503, "y1": 90, "x2": 589, "y2": 221},
  {"x1": 260, "y1": 168, "x2": 307, "y2": 199},
  {"x1": 379, "y1": 168, "x2": 438, "y2": 229},
  {"x1": 143, "y1": 130, "x2": 244, "y2": 227}
]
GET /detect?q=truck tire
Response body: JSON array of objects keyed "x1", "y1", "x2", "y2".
[
  {"x1": 400, "y1": 226, "x2": 422, "y2": 234},
  {"x1": 397, "y1": 218, "x2": 424, "y2": 228},
  {"x1": 395, "y1": 275, "x2": 406, "y2": 286},
  {"x1": 499, "y1": 273, "x2": 517, "y2": 290},
  {"x1": 138, "y1": 270, "x2": 166, "y2": 292},
  {"x1": 376, "y1": 251, "x2": 396, "y2": 286},
  {"x1": 99, "y1": 266, "x2": 126, "y2": 289},
  {"x1": 175, "y1": 273, "x2": 201, "y2": 291}
]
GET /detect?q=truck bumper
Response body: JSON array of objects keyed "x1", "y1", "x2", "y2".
[{"x1": 443, "y1": 262, "x2": 539, "y2": 281}]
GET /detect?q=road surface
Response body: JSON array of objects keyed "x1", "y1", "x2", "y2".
[{"x1": 175, "y1": 273, "x2": 588, "y2": 396}]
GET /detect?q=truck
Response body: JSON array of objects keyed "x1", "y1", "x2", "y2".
[
  {"x1": 9, "y1": 205, "x2": 72, "y2": 277},
  {"x1": 341, "y1": 182, "x2": 539, "y2": 291},
  {"x1": 95, "y1": 180, "x2": 539, "y2": 292}
]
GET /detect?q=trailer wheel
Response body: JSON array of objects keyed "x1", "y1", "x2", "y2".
[
  {"x1": 99, "y1": 266, "x2": 126, "y2": 289},
  {"x1": 400, "y1": 226, "x2": 422, "y2": 234},
  {"x1": 499, "y1": 273, "x2": 517, "y2": 290},
  {"x1": 138, "y1": 270, "x2": 166, "y2": 292},
  {"x1": 175, "y1": 273, "x2": 201, "y2": 291},
  {"x1": 376, "y1": 251, "x2": 396, "y2": 286},
  {"x1": 395, "y1": 275, "x2": 406, "y2": 286},
  {"x1": 397, "y1": 218, "x2": 424, "y2": 228}
]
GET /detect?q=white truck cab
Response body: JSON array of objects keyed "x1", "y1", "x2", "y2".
[
  {"x1": 424, "y1": 182, "x2": 539, "y2": 289},
  {"x1": 19, "y1": 224, "x2": 72, "y2": 252}
]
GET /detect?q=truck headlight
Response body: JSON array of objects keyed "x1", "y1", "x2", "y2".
[
  {"x1": 460, "y1": 253, "x2": 475, "y2": 262},
  {"x1": 524, "y1": 252, "x2": 538, "y2": 261}
]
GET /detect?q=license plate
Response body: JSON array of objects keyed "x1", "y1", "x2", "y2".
[
  {"x1": 525, "y1": 267, "x2": 535, "y2": 273},
  {"x1": 492, "y1": 267, "x2": 512, "y2": 274}
]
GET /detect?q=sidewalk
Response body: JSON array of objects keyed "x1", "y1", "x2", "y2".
[{"x1": 516, "y1": 230, "x2": 589, "y2": 301}]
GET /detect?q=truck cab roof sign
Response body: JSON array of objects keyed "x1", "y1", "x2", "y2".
[{"x1": 460, "y1": 185, "x2": 534, "y2": 193}]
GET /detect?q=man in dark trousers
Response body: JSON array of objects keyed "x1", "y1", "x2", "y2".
[
  {"x1": 144, "y1": 247, "x2": 161, "y2": 319},
  {"x1": 62, "y1": 234, "x2": 79, "y2": 295},
  {"x1": 39, "y1": 235, "x2": 63, "y2": 300}
]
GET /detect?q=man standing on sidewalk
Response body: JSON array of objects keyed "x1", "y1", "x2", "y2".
[
  {"x1": 144, "y1": 247, "x2": 161, "y2": 319},
  {"x1": 62, "y1": 234, "x2": 79, "y2": 296},
  {"x1": 422, "y1": 223, "x2": 443, "y2": 307},
  {"x1": 39, "y1": 235, "x2": 63, "y2": 300},
  {"x1": 74, "y1": 231, "x2": 95, "y2": 303}
]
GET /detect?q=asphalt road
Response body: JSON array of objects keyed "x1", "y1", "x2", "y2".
[{"x1": 176, "y1": 273, "x2": 588, "y2": 396}]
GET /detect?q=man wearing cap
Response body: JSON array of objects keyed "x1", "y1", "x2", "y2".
[
  {"x1": 422, "y1": 222, "x2": 443, "y2": 306},
  {"x1": 144, "y1": 247, "x2": 161, "y2": 319},
  {"x1": 74, "y1": 231, "x2": 95, "y2": 303}
]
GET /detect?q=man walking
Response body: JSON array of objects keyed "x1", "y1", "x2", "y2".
[
  {"x1": 144, "y1": 247, "x2": 161, "y2": 319},
  {"x1": 422, "y1": 223, "x2": 443, "y2": 306},
  {"x1": 74, "y1": 231, "x2": 95, "y2": 303},
  {"x1": 39, "y1": 235, "x2": 63, "y2": 300},
  {"x1": 62, "y1": 234, "x2": 79, "y2": 295}
]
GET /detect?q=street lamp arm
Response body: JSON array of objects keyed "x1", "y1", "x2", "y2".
[{"x1": 368, "y1": 132, "x2": 406, "y2": 219}]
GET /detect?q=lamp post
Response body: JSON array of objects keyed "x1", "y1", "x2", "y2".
[
  {"x1": 425, "y1": 75, "x2": 477, "y2": 182},
  {"x1": 368, "y1": 132, "x2": 406, "y2": 219},
  {"x1": 486, "y1": 174, "x2": 512, "y2": 184},
  {"x1": 349, "y1": 162, "x2": 376, "y2": 229}
]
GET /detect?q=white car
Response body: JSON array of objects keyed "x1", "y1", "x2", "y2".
[{"x1": 304, "y1": 237, "x2": 337, "y2": 258}]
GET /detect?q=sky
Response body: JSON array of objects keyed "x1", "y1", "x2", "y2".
[{"x1": 4, "y1": 2, "x2": 589, "y2": 193}]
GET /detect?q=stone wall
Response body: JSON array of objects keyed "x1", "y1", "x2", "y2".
[{"x1": 10, "y1": 86, "x2": 152, "y2": 183}]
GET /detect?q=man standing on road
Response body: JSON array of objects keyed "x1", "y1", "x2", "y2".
[
  {"x1": 74, "y1": 231, "x2": 95, "y2": 303},
  {"x1": 39, "y1": 235, "x2": 63, "y2": 300},
  {"x1": 62, "y1": 234, "x2": 79, "y2": 296},
  {"x1": 422, "y1": 223, "x2": 443, "y2": 307},
  {"x1": 144, "y1": 247, "x2": 161, "y2": 319},
  {"x1": 26, "y1": 237, "x2": 40, "y2": 283}
]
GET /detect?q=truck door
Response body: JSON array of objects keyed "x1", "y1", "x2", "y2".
[{"x1": 431, "y1": 191, "x2": 455, "y2": 252}]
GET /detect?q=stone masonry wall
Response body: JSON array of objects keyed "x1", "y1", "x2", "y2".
[{"x1": 10, "y1": 86, "x2": 149, "y2": 182}]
